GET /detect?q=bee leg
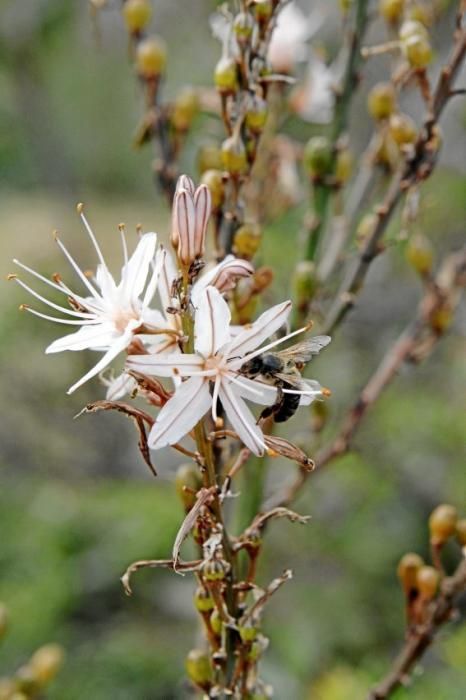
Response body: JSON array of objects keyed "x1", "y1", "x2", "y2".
[{"x1": 258, "y1": 386, "x2": 283, "y2": 423}]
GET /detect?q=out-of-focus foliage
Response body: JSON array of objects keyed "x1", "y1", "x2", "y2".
[{"x1": 0, "y1": 0, "x2": 465, "y2": 698}]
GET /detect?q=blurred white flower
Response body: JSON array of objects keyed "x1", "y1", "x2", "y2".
[
  {"x1": 12, "y1": 208, "x2": 163, "y2": 394},
  {"x1": 268, "y1": 3, "x2": 323, "y2": 73},
  {"x1": 127, "y1": 287, "x2": 323, "y2": 456},
  {"x1": 290, "y1": 54, "x2": 335, "y2": 124}
]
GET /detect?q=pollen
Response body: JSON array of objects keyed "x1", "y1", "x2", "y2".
[
  {"x1": 6, "y1": 273, "x2": 17, "y2": 281},
  {"x1": 76, "y1": 202, "x2": 84, "y2": 214}
]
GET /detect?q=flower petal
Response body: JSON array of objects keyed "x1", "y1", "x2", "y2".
[
  {"x1": 105, "y1": 372, "x2": 137, "y2": 401},
  {"x1": 193, "y1": 184, "x2": 211, "y2": 257},
  {"x1": 191, "y1": 255, "x2": 253, "y2": 307},
  {"x1": 175, "y1": 189, "x2": 196, "y2": 266},
  {"x1": 219, "y1": 381, "x2": 265, "y2": 456},
  {"x1": 120, "y1": 232, "x2": 157, "y2": 302},
  {"x1": 46, "y1": 323, "x2": 116, "y2": 353},
  {"x1": 194, "y1": 286, "x2": 231, "y2": 357},
  {"x1": 149, "y1": 376, "x2": 211, "y2": 449},
  {"x1": 126, "y1": 352, "x2": 203, "y2": 378},
  {"x1": 227, "y1": 375, "x2": 277, "y2": 406},
  {"x1": 156, "y1": 246, "x2": 178, "y2": 314},
  {"x1": 226, "y1": 300, "x2": 291, "y2": 359}
]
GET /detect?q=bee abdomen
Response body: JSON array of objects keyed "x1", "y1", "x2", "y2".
[{"x1": 274, "y1": 391, "x2": 300, "y2": 423}]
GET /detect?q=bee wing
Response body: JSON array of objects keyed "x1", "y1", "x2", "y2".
[
  {"x1": 275, "y1": 336, "x2": 331, "y2": 364},
  {"x1": 274, "y1": 372, "x2": 303, "y2": 388}
]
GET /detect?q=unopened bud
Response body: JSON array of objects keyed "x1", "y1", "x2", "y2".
[
  {"x1": 185, "y1": 649, "x2": 213, "y2": 688},
  {"x1": 209, "y1": 609, "x2": 222, "y2": 635},
  {"x1": 379, "y1": 0, "x2": 404, "y2": 24},
  {"x1": 389, "y1": 113, "x2": 417, "y2": 146},
  {"x1": 335, "y1": 147, "x2": 352, "y2": 184},
  {"x1": 234, "y1": 11, "x2": 254, "y2": 47},
  {"x1": 253, "y1": 0, "x2": 273, "y2": 22},
  {"x1": 172, "y1": 188, "x2": 196, "y2": 265},
  {"x1": 203, "y1": 559, "x2": 227, "y2": 582},
  {"x1": 239, "y1": 622, "x2": 258, "y2": 643},
  {"x1": 456, "y1": 519, "x2": 466, "y2": 546},
  {"x1": 367, "y1": 82, "x2": 396, "y2": 120},
  {"x1": 293, "y1": 261, "x2": 318, "y2": 304},
  {"x1": 123, "y1": 0, "x2": 152, "y2": 32},
  {"x1": 429, "y1": 504, "x2": 458, "y2": 544},
  {"x1": 198, "y1": 144, "x2": 223, "y2": 174},
  {"x1": 303, "y1": 136, "x2": 333, "y2": 179},
  {"x1": 221, "y1": 135, "x2": 248, "y2": 176},
  {"x1": 233, "y1": 223, "x2": 262, "y2": 259},
  {"x1": 175, "y1": 464, "x2": 202, "y2": 511},
  {"x1": 172, "y1": 87, "x2": 199, "y2": 132},
  {"x1": 214, "y1": 57, "x2": 238, "y2": 95},
  {"x1": 136, "y1": 36, "x2": 167, "y2": 78},
  {"x1": 397, "y1": 552, "x2": 424, "y2": 591},
  {"x1": 200, "y1": 169, "x2": 225, "y2": 210},
  {"x1": 29, "y1": 644, "x2": 64, "y2": 686},
  {"x1": 405, "y1": 234, "x2": 433, "y2": 276},
  {"x1": 194, "y1": 586, "x2": 215, "y2": 613},
  {"x1": 416, "y1": 565, "x2": 440, "y2": 599},
  {"x1": 245, "y1": 95, "x2": 268, "y2": 134},
  {"x1": 209, "y1": 257, "x2": 254, "y2": 295},
  {"x1": 193, "y1": 184, "x2": 212, "y2": 258},
  {"x1": 402, "y1": 33, "x2": 432, "y2": 68}
]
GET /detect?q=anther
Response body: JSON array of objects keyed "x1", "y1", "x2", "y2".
[
  {"x1": 19, "y1": 304, "x2": 29, "y2": 311},
  {"x1": 7, "y1": 273, "x2": 17, "y2": 281},
  {"x1": 322, "y1": 387, "x2": 332, "y2": 397},
  {"x1": 76, "y1": 202, "x2": 84, "y2": 215}
]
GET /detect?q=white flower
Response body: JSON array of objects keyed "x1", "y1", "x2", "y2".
[
  {"x1": 127, "y1": 287, "x2": 325, "y2": 456},
  {"x1": 290, "y1": 54, "x2": 335, "y2": 124},
  {"x1": 268, "y1": 3, "x2": 323, "y2": 73},
  {"x1": 12, "y1": 207, "x2": 164, "y2": 394}
]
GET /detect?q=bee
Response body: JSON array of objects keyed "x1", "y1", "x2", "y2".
[{"x1": 239, "y1": 336, "x2": 331, "y2": 423}]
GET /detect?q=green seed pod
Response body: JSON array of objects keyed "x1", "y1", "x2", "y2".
[
  {"x1": 136, "y1": 36, "x2": 167, "y2": 78},
  {"x1": 303, "y1": 136, "x2": 333, "y2": 178},
  {"x1": 233, "y1": 223, "x2": 262, "y2": 259},
  {"x1": 123, "y1": 0, "x2": 152, "y2": 32},
  {"x1": 234, "y1": 11, "x2": 254, "y2": 47},
  {"x1": 367, "y1": 82, "x2": 396, "y2": 120},
  {"x1": 429, "y1": 504, "x2": 458, "y2": 544},
  {"x1": 245, "y1": 95, "x2": 268, "y2": 134},
  {"x1": 194, "y1": 586, "x2": 215, "y2": 613},
  {"x1": 379, "y1": 0, "x2": 404, "y2": 24},
  {"x1": 405, "y1": 234, "x2": 433, "y2": 277},
  {"x1": 397, "y1": 552, "x2": 424, "y2": 591},
  {"x1": 175, "y1": 463, "x2": 202, "y2": 511},
  {"x1": 221, "y1": 135, "x2": 248, "y2": 176},
  {"x1": 456, "y1": 519, "x2": 466, "y2": 546},
  {"x1": 293, "y1": 260, "x2": 318, "y2": 305},
  {"x1": 389, "y1": 113, "x2": 417, "y2": 146},
  {"x1": 209, "y1": 609, "x2": 223, "y2": 635},
  {"x1": 402, "y1": 34, "x2": 433, "y2": 68},
  {"x1": 203, "y1": 559, "x2": 227, "y2": 582},
  {"x1": 172, "y1": 87, "x2": 199, "y2": 132},
  {"x1": 185, "y1": 649, "x2": 213, "y2": 688},
  {"x1": 416, "y1": 565, "x2": 440, "y2": 599},
  {"x1": 239, "y1": 622, "x2": 258, "y2": 643},
  {"x1": 214, "y1": 57, "x2": 238, "y2": 95},
  {"x1": 200, "y1": 169, "x2": 225, "y2": 210},
  {"x1": 29, "y1": 644, "x2": 64, "y2": 686},
  {"x1": 198, "y1": 144, "x2": 223, "y2": 174}
]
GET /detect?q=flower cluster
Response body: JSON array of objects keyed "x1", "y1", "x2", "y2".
[{"x1": 12, "y1": 175, "x2": 329, "y2": 456}]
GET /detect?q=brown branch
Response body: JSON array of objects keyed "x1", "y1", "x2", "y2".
[
  {"x1": 368, "y1": 558, "x2": 466, "y2": 700},
  {"x1": 323, "y1": 16, "x2": 466, "y2": 335},
  {"x1": 268, "y1": 247, "x2": 466, "y2": 509}
]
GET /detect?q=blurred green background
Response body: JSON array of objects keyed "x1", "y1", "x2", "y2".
[{"x1": 1, "y1": 1, "x2": 465, "y2": 698}]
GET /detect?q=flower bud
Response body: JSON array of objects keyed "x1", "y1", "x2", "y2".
[
  {"x1": 233, "y1": 223, "x2": 262, "y2": 259},
  {"x1": 209, "y1": 609, "x2": 222, "y2": 635},
  {"x1": 185, "y1": 649, "x2": 213, "y2": 688},
  {"x1": 234, "y1": 11, "x2": 254, "y2": 47},
  {"x1": 293, "y1": 261, "x2": 318, "y2": 305},
  {"x1": 245, "y1": 95, "x2": 268, "y2": 134},
  {"x1": 209, "y1": 257, "x2": 254, "y2": 295},
  {"x1": 0, "y1": 603, "x2": 8, "y2": 640},
  {"x1": 221, "y1": 135, "x2": 248, "y2": 176},
  {"x1": 172, "y1": 87, "x2": 199, "y2": 132},
  {"x1": 253, "y1": 0, "x2": 273, "y2": 22},
  {"x1": 239, "y1": 622, "x2": 258, "y2": 643},
  {"x1": 197, "y1": 144, "x2": 223, "y2": 174},
  {"x1": 200, "y1": 169, "x2": 225, "y2": 210},
  {"x1": 29, "y1": 644, "x2": 64, "y2": 686},
  {"x1": 193, "y1": 185, "x2": 212, "y2": 258},
  {"x1": 367, "y1": 82, "x2": 396, "y2": 120},
  {"x1": 416, "y1": 565, "x2": 440, "y2": 599},
  {"x1": 379, "y1": 0, "x2": 404, "y2": 24},
  {"x1": 194, "y1": 586, "x2": 215, "y2": 613},
  {"x1": 172, "y1": 188, "x2": 196, "y2": 265},
  {"x1": 397, "y1": 552, "x2": 424, "y2": 591},
  {"x1": 136, "y1": 36, "x2": 167, "y2": 79},
  {"x1": 203, "y1": 559, "x2": 227, "y2": 581},
  {"x1": 175, "y1": 463, "x2": 202, "y2": 511},
  {"x1": 123, "y1": 0, "x2": 152, "y2": 32},
  {"x1": 429, "y1": 504, "x2": 458, "y2": 544},
  {"x1": 214, "y1": 57, "x2": 238, "y2": 95},
  {"x1": 456, "y1": 519, "x2": 466, "y2": 546},
  {"x1": 405, "y1": 234, "x2": 433, "y2": 276},
  {"x1": 402, "y1": 33, "x2": 433, "y2": 68},
  {"x1": 335, "y1": 147, "x2": 352, "y2": 184},
  {"x1": 389, "y1": 113, "x2": 417, "y2": 146},
  {"x1": 303, "y1": 136, "x2": 333, "y2": 179}
]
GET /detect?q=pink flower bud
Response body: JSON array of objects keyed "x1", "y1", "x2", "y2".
[
  {"x1": 174, "y1": 188, "x2": 196, "y2": 266},
  {"x1": 171, "y1": 175, "x2": 195, "y2": 250},
  {"x1": 210, "y1": 258, "x2": 254, "y2": 294},
  {"x1": 193, "y1": 185, "x2": 212, "y2": 258},
  {"x1": 176, "y1": 174, "x2": 195, "y2": 196}
]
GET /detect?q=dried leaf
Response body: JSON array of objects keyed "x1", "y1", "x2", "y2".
[
  {"x1": 241, "y1": 569, "x2": 293, "y2": 624},
  {"x1": 172, "y1": 487, "x2": 217, "y2": 572},
  {"x1": 246, "y1": 507, "x2": 310, "y2": 535},
  {"x1": 121, "y1": 557, "x2": 202, "y2": 596},
  {"x1": 264, "y1": 435, "x2": 315, "y2": 471}
]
